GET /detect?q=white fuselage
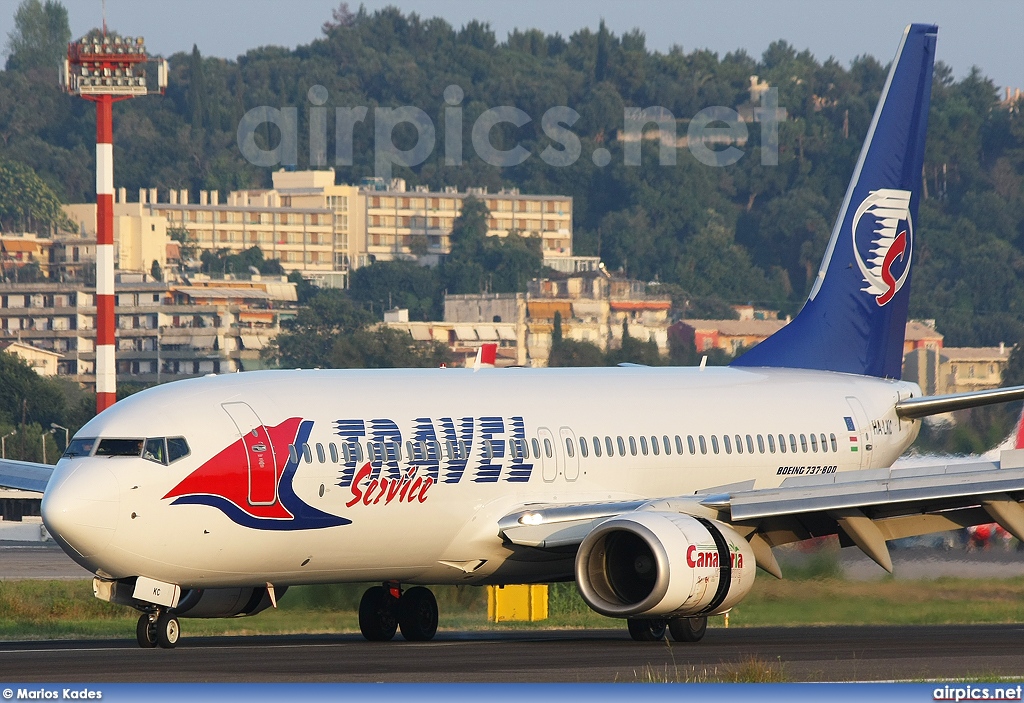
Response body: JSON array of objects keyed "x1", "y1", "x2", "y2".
[{"x1": 41, "y1": 366, "x2": 920, "y2": 589}]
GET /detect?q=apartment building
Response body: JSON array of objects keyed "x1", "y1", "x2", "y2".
[
  {"x1": 63, "y1": 197, "x2": 170, "y2": 278},
  {"x1": 904, "y1": 343, "x2": 1014, "y2": 396},
  {"x1": 0, "y1": 275, "x2": 295, "y2": 389},
  {"x1": 359, "y1": 178, "x2": 572, "y2": 266},
  {"x1": 62, "y1": 171, "x2": 575, "y2": 287},
  {"x1": 386, "y1": 273, "x2": 672, "y2": 367}
]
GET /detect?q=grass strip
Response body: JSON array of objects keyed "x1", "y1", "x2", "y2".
[{"x1": 3, "y1": 576, "x2": 1024, "y2": 640}]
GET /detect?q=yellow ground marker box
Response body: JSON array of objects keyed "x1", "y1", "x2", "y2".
[{"x1": 487, "y1": 584, "x2": 548, "y2": 622}]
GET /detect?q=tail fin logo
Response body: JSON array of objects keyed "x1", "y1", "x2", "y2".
[{"x1": 852, "y1": 189, "x2": 913, "y2": 306}]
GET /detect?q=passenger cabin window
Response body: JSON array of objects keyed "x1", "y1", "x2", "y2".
[
  {"x1": 543, "y1": 438, "x2": 553, "y2": 458},
  {"x1": 767, "y1": 434, "x2": 775, "y2": 453},
  {"x1": 640, "y1": 436, "x2": 648, "y2": 456},
  {"x1": 316, "y1": 443, "x2": 326, "y2": 463},
  {"x1": 593, "y1": 437, "x2": 602, "y2": 457},
  {"x1": 778, "y1": 434, "x2": 786, "y2": 453},
  {"x1": 698, "y1": 436, "x2": 706, "y2": 454},
  {"x1": 757, "y1": 435, "x2": 765, "y2": 453},
  {"x1": 746, "y1": 435, "x2": 754, "y2": 454},
  {"x1": 789, "y1": 434, "x2": 797, "y2": 453},
  {"x1": 663, "y1": 436, "x2": 671, "y2": 455},
  {"x1": 95, "y1": 438, "x2": 144, "y2": 457},
  {"x1": 616, "y1": 437, "x2": 626, "y2": 456},
  {"x1": 303, "y1": 444, "x2": 313, "y2": 463},
  {"x1": 63, "y1": 438, "x2": 96, "y2": 458},
  {"x1": 711, "y1": 435, "x2": 720, "y2": 454},
  {"x1": 799, "y1": 434, "x2": 807, "y2": 452},
  {"x1": 532, "y1": 438, "x2": 541, "y2": 458},
  {"x1": 579, "y1": 437, "x2": 588, "y2": 458},
  {"x1": 687, "y1": 435, "x2": 696, "y2": 455},
  {"x1": 676, "y1": 435, "x2": 685, "y2": 455},
  {"x1": 810, "y1": 434, "x2": 818, "y2": 452},
  {"x1": 820, "y1": 434, "x2": 828, "y2": 452},
  {"x1": 565, "y1": 437, "x2": 575, "y2": 458},
  {"x1": 650, "y1": 436, "x2": 659, "y2": 456},
  {"x1": 329, "y1": 443, "x2": 339, "y2": 463},
  {"x1": 289, "y1": 445, "x2": 300, "y2": 464},
  {"x1": 830, "y1": 433, "x2": 838, "y2": 452},
  {"x1": 628, "y1": 436, "x2": 637, "y2": 456},
  {"x1": 605, "y1": 436, "x2": 614, "y2": 456},
  {"x1": 723, "y1": 435, "x2": 732, "y2": 454}
]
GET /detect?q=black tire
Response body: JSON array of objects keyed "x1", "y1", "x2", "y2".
[
  {"x1": 399, "y1": 587, "x2": 438, "y2": 642},
  {"x1": 359, "y1": 586, "x2": 399, "y2": 641},
  {"x1": 669, "y1": 616, "x2": 707, "y2": 643},
  {"x1": 627, "y1": 618, "x2": 667, "y2": 642},
  {"x1": 155, "y1": 612, "x2": 180, "y2": 649},
  {"x1": 136, "y1": 613, "x2": 158, "y2": 648}
]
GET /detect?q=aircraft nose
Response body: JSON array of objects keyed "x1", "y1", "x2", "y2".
[{"x1": 42, "y1": 465, "x2": 120, "y2": 560}]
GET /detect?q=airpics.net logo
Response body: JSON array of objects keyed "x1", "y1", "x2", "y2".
[
  {"x1": 236, "y1": 84, "x2": 786, "y2": 179},
  {"x1": 933, "y1": 684, "x2": 1023, "y2": 701}
]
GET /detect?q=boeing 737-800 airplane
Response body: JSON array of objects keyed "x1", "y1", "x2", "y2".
[{"x1": 4, "y1": 23, "x2": 1024, "y2": 649}]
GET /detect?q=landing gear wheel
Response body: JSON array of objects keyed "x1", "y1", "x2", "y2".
[
  {"x1": 135, "y1": 613, "x2": 158, "y2": 648},
  {"x1": 155, "y1": 612, "x2": 180, "y2": 649},
  {"x1": 399, "y1": 587, "x2": 438, "y2": 641},
  {"x1": 359, "y1": 585, "x2": 399, "y2": 641},
  {"x1": 627, "y1": 618, "x2": 667, "y2": 641},
  {"x1": 669, "y1": 616, "x2": 707, "y2": 643}
]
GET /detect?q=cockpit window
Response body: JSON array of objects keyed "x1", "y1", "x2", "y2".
[
  {"x1": 62, "y1": 438, "x2": 96, "y2": 458},
  {"x1": 166, "y1": 437, "x2": 190, "y2": 463},
  {"x1": 143, "y1": 438, "x2": 166, "y2": 465},
  {"x1": 95, "y1": 438, "x2": 144, "y2": 457}
]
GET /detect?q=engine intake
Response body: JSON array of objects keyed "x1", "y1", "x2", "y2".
[{"x1": 575, "y1": 511, "x2": 755, "y2": 618}]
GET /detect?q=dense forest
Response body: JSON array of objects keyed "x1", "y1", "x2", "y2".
[{"x1": 1, "y1": 1, "x2": 1023, "y2": 348}]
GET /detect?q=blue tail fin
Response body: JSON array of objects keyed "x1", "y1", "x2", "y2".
[{"x1": 732, "y1": 24, "x2": 937, "y2": 379}]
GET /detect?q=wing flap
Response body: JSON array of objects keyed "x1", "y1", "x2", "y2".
[{"x1": 728, "y1": 454, "x2": 1024, "y2": 521}]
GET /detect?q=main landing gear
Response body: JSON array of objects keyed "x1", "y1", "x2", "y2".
[
  {"x1": 627, "y1": 616, "x2": 707, "y2": 643},
  {"x1": 358, "y1": 583, "x2": 438, "y2": 642},
  {"x1": 136, "y1": 609, "x2": 180, "y2": 649}
]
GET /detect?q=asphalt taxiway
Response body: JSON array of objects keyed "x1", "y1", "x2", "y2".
[{"x1": 0, "y1": 624, "x2": 1020, "y2": 683}]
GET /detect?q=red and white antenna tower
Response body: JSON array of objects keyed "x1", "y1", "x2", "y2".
[{"x1": 60, "y1": 32, "x2": 168, "y2": 413}]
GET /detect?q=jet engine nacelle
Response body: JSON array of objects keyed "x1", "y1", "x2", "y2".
[
  {"x1": 575, "y1": 511, "x2": 755, "y2": 618},
  {"x1": 173, "y1": 586, "x2": 285, "y2": 618}
]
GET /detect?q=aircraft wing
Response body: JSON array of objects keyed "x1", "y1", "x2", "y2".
[
  {"x1": 499, "y1": 449, "x2": 1024, "y2": 577},
  {"x1": 0, "y1": 459, "x2": 54, "y2": 493}
]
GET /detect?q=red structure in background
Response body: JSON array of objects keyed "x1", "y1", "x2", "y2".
[{"x1": 60, "y1": 33, "x2": 167, "y2": 412}]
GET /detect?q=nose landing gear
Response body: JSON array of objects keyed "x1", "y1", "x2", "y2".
[
  {"x1": 358, "y1": 583, "x2": 439, "y2": 642},
  {"x1": 136, "y1": 610, "x2": 180, "y2": 649}
]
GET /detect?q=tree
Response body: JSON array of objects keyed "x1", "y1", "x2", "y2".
[
  {"x1": 349, "y1": 260, "x2": 443, "y2": 321},
  {"x1": 200, "y1": 246, "x2": 284, "y2": 276},
  {"x1": 150, "y1": 260, "x2": 162, "y2": 282},
  {"x1": 185, "y1": 45, "x2": 207, "y2": 131},
  {"x1": 265, "y1": 288, "x2": 370, "y2": 368},
  {"x1": 443, "y1": 197, "x2": 489, "y2": 294},
  {"x1": 331, "y1": 327, "x2": 451, "y2": 369},
  {"x1": 0, "y1": 159, "x2": 75, "y2": 234},
  {"x1": 607, "y1": 320, "x2": 662, "y2": 366},
  {"x1": 265, "y1": 288, "x2": 450, "y2": 369},
  {"x1": 4, "y1": 0, "x2": 70, "y2": 72}
]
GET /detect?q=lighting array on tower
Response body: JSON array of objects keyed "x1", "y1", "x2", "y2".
[{"x1": 61, "y1": 34, "x2": 167, "y2": 97}]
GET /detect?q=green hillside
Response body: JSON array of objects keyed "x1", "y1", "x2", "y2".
[{"x1": 1, "y1": 2, "x2": 1022, "y2": 345}]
